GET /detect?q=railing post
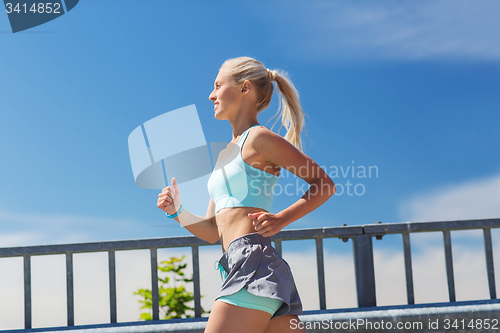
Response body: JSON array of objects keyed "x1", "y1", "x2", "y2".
[
  {"x1": 150, "y1": 248, "x2": 159, "y2": 320},
  {"x1": 402, "y1": 232, "x2": 415, "y2": 304},
  {"x1": 66, "y1": 252, "x2": 74, "y2": 326},
  {"x1": 274, "y1": 240, "x2": 282, "y2": 257},
  {"x1": 315, "y1": 238, "x2": 326, "y2": 310},
  {"x1": 443, "y1": 230, "x2": 456, "y2": 302},
  {"x1": 484, "y1": 228, "x2": 497, "y2": 299},
  {"x1": 192, "y1": 245, "x2": 201, "y2": 317},
  {"x1": 23, "y1": 254, "x2": 31, "y2": 329},
  {"x1": 108, "y1": 250, "x2": 117, "y2": 323},
  {"x1": 352, "y1": 234, "x2": 376, "y2": 307}
]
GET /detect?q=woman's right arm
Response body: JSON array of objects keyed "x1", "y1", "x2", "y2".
[
  {"x1": 171, "y1": 198, "x2": 219, "y2": 244},
  {"x1": 157, "y1": 177, "x2": 219, "y2": 244}
]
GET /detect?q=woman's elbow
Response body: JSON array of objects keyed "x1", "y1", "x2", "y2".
[
  {"x1": 207, "y1": 235, "x2": 220, "y2": 244},
  {"x1": 324, "y1": 177, "x2": 336, "y2": 197}
]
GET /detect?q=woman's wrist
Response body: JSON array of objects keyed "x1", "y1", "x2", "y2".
[
  {"x1": 276, "y1": 210, "x2": 293, "y2": 229},
  {"x1": 165, "y1": 204, "x2": 183, "y2": 218}
]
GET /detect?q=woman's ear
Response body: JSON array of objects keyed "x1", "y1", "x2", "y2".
[{"x1": 241, "y1": 80, "x2": 252, "y2": 94}]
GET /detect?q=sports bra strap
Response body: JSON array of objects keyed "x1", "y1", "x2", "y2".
[{"x1": 237, "y1": 124, "x2": 259, "y2": 147}]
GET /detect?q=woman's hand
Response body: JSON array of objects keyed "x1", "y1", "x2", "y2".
[
  {"x1": 248, "y1": 212, "x2": 286, "y2": 237},
  {"x1": 157, "y1": 177, "x2": 182, "y2": 215}
]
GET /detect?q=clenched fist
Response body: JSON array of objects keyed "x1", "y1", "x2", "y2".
[{"x1": 157, "y1": 177, "x2": 182, "y2": 215}]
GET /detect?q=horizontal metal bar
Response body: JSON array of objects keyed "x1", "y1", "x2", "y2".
[
  {"x1": 2, "y1": 218, "x2": 498, "y2": 258},
  {"x1": 4, "y1": 300, "x2": 500, "y2": 333},
  {"x1": 0, "y1": 226, "x2": 363, "y2": 258},
  {"x1": 363, "y1": 218, "x2": 500, "y2": 235},
  {"x1": 270, "y1": 226, "x2": 364, "y2": 241},
  {"x1": 0, "y1": 236, "x2": 215, "y2": 258}
]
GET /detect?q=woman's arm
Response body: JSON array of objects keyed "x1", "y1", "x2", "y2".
[
  {"x1": 247, "y1": 128, "x2": 336, "y2": 236},
  {"x1": 158, "y1": 178, "x2": 219, "y2": 243},
  {"x1": 173, "y1": 199, "x2": 219, "y2": 244}
]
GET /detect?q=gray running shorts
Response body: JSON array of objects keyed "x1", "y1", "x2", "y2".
[{"x1": 215, "y1": 232, "x2": 303, "y2": 317}]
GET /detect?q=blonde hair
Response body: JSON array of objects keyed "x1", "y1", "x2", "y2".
[{"x1": 221, "y1": 57, "x2": 306, "y2": 152}]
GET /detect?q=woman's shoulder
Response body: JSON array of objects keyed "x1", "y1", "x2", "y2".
[
  {"x1": 247, "y1": 125, "x2": 292, "y2": 156},
  {"x1": 249, "y1": 125, "x2": 285, "y2": 142}
]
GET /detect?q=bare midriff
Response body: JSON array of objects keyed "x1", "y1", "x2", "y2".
[{"x1": 215, "y1": 206, "x2": 268, "y2": 252}]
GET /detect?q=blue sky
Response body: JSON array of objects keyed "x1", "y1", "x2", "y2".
[
  {"x1": 1, "y1": 0, "x2": 500, "y2": 248},
  {"x1": 2, "y1": 1, "x2": 500, "y2": 329}
]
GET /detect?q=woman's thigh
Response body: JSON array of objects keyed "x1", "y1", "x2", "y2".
[
  {"x1": 205, "y1": 300, "x2": 272, "y2": 333},
  {"x1": 264, "y1": 315, "x2": 307, "y2": 333}
]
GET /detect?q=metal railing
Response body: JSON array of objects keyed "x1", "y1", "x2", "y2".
[{"x1": 0, "y1": 217, "x2": 499, "y2": 331}]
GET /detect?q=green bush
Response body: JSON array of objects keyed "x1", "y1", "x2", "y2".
[{"x1": 134, "y1": 255, "x2": 208, "y2": 320}]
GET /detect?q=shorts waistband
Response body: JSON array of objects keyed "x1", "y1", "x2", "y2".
[
  {"x1": 224, "y1": 232, "x2": 272, "y2": 252},
  {"x1": 219, "y1": 232, "x2": 272, "y2": 271}
]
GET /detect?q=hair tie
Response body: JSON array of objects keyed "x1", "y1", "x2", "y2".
[{"x1": 267, "y1": 68, "x2": 277, "y2": 82}]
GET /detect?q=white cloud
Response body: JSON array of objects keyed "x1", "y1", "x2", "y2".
[
  {"x1": 399, "y1": 172, "x2": 500, "y2": 222},
  {"x1": 269, "y1": 0, "x2": 500, "y2": 61},
  {"x1": 0, "y1": 232, "x2": 42, "y2": 248}
]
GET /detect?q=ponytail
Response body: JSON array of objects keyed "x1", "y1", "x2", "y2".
[
  {"x1": 221, "y1": 57, "x2": 307, "y2": 152},
  {"x1": 269, "y1": 70, "x2": 306, "y2": 152}
]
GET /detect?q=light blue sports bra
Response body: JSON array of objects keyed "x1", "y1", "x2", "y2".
[{"x1": 207, "y1": 125, "x2": 280, "y2": 214}]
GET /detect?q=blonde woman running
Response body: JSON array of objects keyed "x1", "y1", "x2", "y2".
[{"x1": 158, "y1": 57, "x2": 335, "y2": 333}]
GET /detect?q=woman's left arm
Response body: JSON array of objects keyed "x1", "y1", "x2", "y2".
[{"x1": 248, "y1": 128, "x2": 336, "y2": 237}]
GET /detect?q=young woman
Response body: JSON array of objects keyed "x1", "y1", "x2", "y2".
[{"x1": 157, "y1": 57, "x2": 335, "y2": 333}]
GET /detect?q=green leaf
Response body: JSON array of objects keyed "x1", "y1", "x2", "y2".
[
  {"x1": 140, "y1": 312, "x2": 152, "y2": 321},
  {"x1": 133, "y1": 255, "x2": 208, "y2": 320}
]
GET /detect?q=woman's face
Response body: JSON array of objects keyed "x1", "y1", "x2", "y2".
[{"x1": 209, "y1": 68, "x2": 243, "y2": 120}]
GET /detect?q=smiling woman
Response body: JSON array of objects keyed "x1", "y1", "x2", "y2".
[{"x1": 157, "y1": 56, "x2": 336, "y2": 333}]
